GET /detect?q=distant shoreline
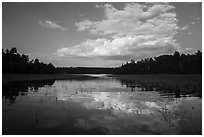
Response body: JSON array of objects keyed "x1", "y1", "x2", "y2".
[
  {"x1": 2, "y1": 74, "x2": 201, "y2": 85},
  {"x1": 2, "y1": 74, "x2": 98, "y2": 84}
]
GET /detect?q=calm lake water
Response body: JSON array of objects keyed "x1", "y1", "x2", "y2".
[{"x1": 2, "y1": 74, "x2": 202, "y2": 135}]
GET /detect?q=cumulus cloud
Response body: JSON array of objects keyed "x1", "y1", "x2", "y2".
[
  {"x1": 39, "y1": 20, "x2": 67, "y2": 32},
  {"x1": 56, "y1": 3, "x2": 180, "y2": 61},
  {"x1": 55, "y1": 35, "x2": 180, "y2": 60},
  {"x1": 75, "y1": 3, "x2": 177, "y2": 36}
]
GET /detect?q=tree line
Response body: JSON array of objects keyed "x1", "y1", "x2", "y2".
[
  {"x1": 2, "y1": 48, "x2": 56, "y2": 74},
  {"x1": 2, "y1": 47, "x2": 202, "y2": 74},
  {"x1": 117, "y1": 51, "x2": 202, "y2": 74},
  {"x1": 57, "y1": 51, "x2": 202, "y2": 74},
  {"x1": 57, "y1": 67, "x2": 113, "y2": 74}
]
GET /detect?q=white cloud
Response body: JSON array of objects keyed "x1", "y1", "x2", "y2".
[
  {"x1": 95, "y1": 4, "x2": 103, "y2": 8},
  {"x1": 194, "y1": 17, "x2": 200, "y2": 20},
  {"x1": 56, "y1": 3, "x2": 180, "y2": 61},
  {"x1": 39, "y1": 20, "x2": 67, "y2": 32},
  {"x1": 75, "y1": 20, "x2": 94, "y2": 31},
  {"x1": 55, "y1": 35, "x2": 180, "y2": 60},
  {"x1": 191, "y1": 21, "x2": 196, "y2": 25},
  {"x1": 75, "y1": 3, "x2": 177, "y2": 37},
  {"x1": 180, "y1": 25, "x2": 189, "y2": 30}
]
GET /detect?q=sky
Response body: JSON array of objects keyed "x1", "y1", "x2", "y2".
[{"x1": 2, "y1": 2, "x2": 202, "y2": 67}]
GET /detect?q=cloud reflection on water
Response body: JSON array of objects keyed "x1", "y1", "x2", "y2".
[{"x1": 52, "y1": 80, "x2": 181, "y2": 116}]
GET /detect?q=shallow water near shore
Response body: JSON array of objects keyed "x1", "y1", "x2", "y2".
[{"x1": 2, "y1": 74, "x2": 202, "y2": 135}]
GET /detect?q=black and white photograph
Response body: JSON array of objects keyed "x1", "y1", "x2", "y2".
[{"x1": 2, "y1": 1, "x2": 202, "y2": 135}]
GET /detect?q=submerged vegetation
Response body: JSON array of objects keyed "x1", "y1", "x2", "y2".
[{"x1": 2, "y1": 48, "x2": 202, "y2": 74}]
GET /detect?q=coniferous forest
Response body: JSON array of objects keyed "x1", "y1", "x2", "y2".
[
  {"x1": 2, "y1": 48, "x2": 202, "y2": 74},
  {"x1": 2, "y1": 48, "x2": 56, "y2": 74},
  {"x1": 117, "y1": 51, "x2": 202, "y2": 74}
]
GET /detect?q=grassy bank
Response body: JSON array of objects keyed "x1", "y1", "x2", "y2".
[{"x1": 2, "y1": 74, "x2": 98, "y2": 84}]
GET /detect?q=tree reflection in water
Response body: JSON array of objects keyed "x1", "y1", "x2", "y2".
[{"x1": 2, "y1": 80, "x2": 55, "y2": 103}]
